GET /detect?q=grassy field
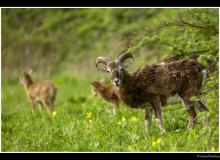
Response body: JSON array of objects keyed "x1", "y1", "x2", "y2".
[{"x1": 2, "y1": 75, "x2": 219, "y2": 152}]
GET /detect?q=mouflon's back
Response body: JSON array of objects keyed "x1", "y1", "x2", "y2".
[{"x1": 134, "y1": 59, "x2": 206, "y2": 96}]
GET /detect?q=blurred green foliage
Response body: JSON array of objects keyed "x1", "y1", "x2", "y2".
[
  {"x1": 2, "y1": 8, "x2": 164, "y2": 77},
  {"x1": 2, "y1": 8, "x2": 218, "y2": 102},
  {"x1": 130, "y1": 9, "x2": 218, "y2": 64},
  {"x1": 3, "y1": 8, "x2": 218, "y2": 77}
]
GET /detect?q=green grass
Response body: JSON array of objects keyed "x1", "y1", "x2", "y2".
[{"x1": 2, "y1": 75, "x2": 219, "y2": 152}]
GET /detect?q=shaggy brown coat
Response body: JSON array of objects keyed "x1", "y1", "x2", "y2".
[
  {"x1": 96, "y1": 53, "x2": 209, "y2": 132},
  {"x1": 117, "y1": 59, "x2": 204, "y2": 108}
]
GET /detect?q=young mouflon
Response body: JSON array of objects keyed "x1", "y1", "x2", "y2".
[
  {"x1": 91, "y1": 81, "x2": 120, "y2": 115},
  {"x1": 19, "y1": 71, "x2": 57, "y2": 114},
  {"x1": 96, "y1": 52, "x2": 209, "y2": 132}
]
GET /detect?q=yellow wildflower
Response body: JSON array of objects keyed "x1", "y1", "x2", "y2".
[
  {"x1": 52, "y1": 111, "x2": 57, "y2": 116},
  {"x1": 131, "y1": 116, "x2": 138, "y2": 123},
  {"x1": 86, "y1": 112, "x2": 92, "y2": 119},
  {"x1": 211, "y1": 147, "x2": 216, "y2": 152},
  {"x1": 152, "y1": 141, "x2": 157, "y2": 147},
  {"x1": 157, "y1": 138, "x2": 161, "y2": 144},
  {"x1": 152, "y1": 138, "x2": 161, "y2": 147}
]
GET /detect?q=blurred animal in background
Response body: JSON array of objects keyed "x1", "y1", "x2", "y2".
[
  {"x1": 19, "y1": 69, "x2": 57, "y2": 115},
  {"x1": 90, "y1": 80, "x2": 120, "y2": 115}
]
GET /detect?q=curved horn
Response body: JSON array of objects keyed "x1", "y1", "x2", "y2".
[
  {"x1": 96, "y1": 56, "x2": 112, "y2": 67},
  {"x1": 115, "y1": 52, "x2": 134, "y2": 64}
]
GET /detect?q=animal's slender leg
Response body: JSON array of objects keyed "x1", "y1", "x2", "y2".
[
  {"x1": 112, "y1": 105, "x2": 117, "y2": 115},
  {"x1": 42, "y1": 99, "x2": 53, "y2": 115},
  {"x1": 47, "y1": 101, "x2": 54, "y2": 115},
  {"x1": 152, "y1": 97, "x2": 166, "y2": 133},
  {"x1": 112, "y1": 105, "x2": 116, "y2": 115},
  {"x1": 31, "y1": 101, "x2": 36, "y2": 113},
  {"x1": 112, "y1": 101, "x2": 119, "y2": 115},
  {"x1": 181, "y1": 97, "x2": 197, "y2": 130},
  {"x1": 145, "y1": 107, "x2": 153, "y2": 130},
  {"x1": 39, "y1": 101, "x2": 45, "y2": 111}
]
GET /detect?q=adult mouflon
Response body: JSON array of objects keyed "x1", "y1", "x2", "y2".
[{"x1": 96, "y1": 52, "x2": 209, "y2": 132}]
